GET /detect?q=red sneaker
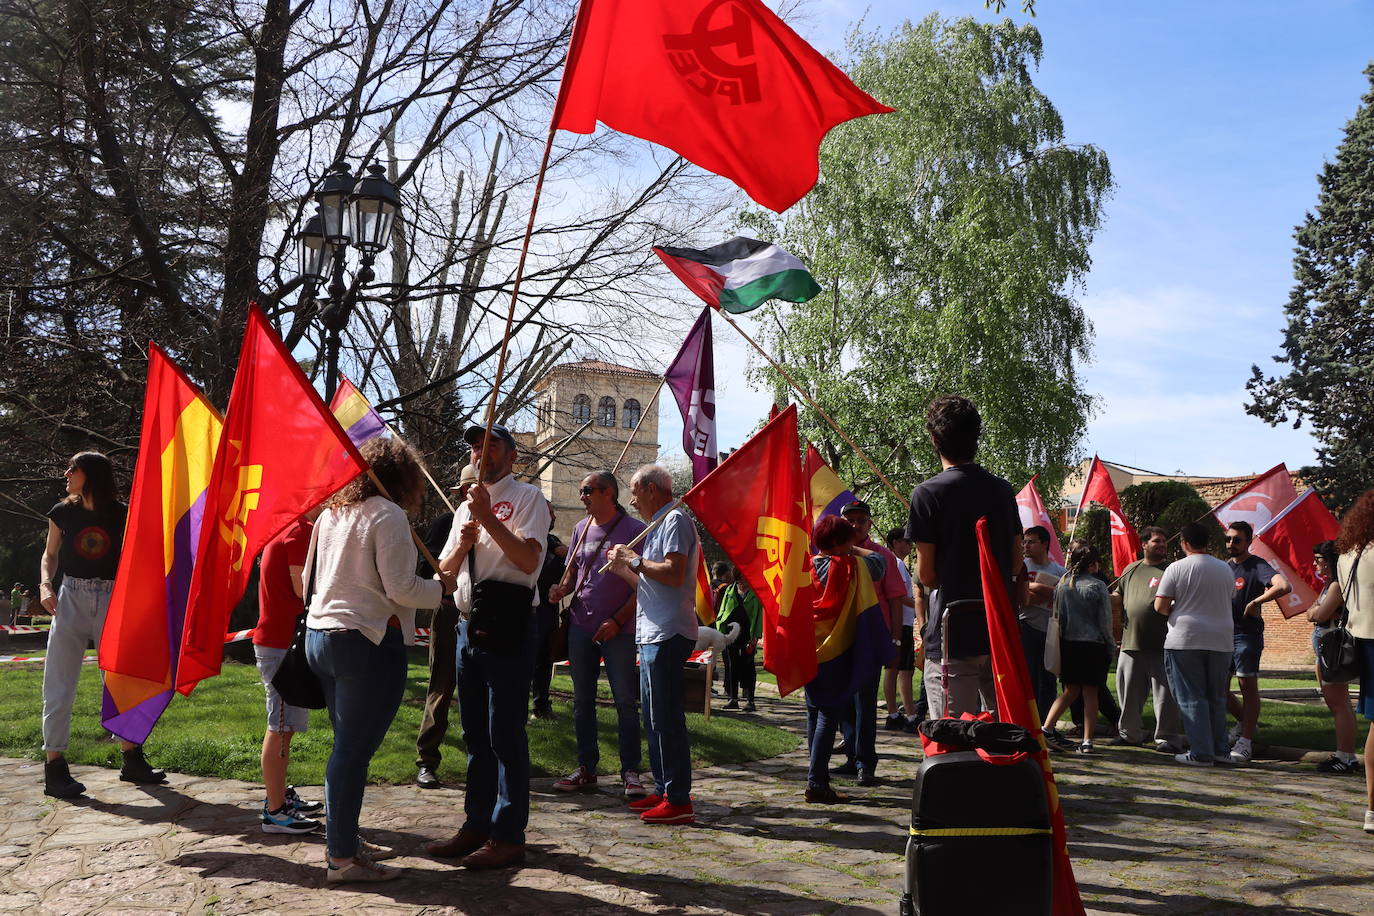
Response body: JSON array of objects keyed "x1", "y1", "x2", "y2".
[
  {"x1": 640, "y1": 800, "x2": 695, "y2": 824},
  {"x1": 628, "y1": 793, "x2": 663, "y2": 811}
]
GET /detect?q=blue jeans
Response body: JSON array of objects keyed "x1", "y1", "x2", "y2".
[
  {"x1": 838, "y1": 670, "x2": 880, "y2": 774},
  {"x1": 1019, "y1": 620, "x2": 1058, "y2": 721},
  {"x1": 569, "y1": 624, "x2": 641, "y2": 775},
  {"x1": 639, "y1": 635, "x2": 693, "y2": 804},
  {"x1": 1164, "y1": 648, "x2": 1231, "y2": 762},
  {"x1": 456, "y1": 619, "x2": 533, "y2": 844},
  {"x1": 306, "y1": 626, "x2": 406, "y2": 859},
  {"x1": 804, "y1": 692, "x2": 849, "y2": 790}
]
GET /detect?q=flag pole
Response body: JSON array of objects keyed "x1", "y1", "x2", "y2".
[
  {"x1": 473, "y1": 121, "x2": 559, "y2": 479},
  {"x1": 612, "y1": 374, "x2": 667, "y2": 475},
  {"x1": 715, "y1": 308, "x2": 905, "y2": 503},
  {"x1": 364, "y1": 468, "x2": 443, "y2": 573},
  {"x1": 381, "y1": 419, "x2": 456, "y2": 513},
  {"x1": 597, "y1": 496, "x2": 685, "y2": 573}
]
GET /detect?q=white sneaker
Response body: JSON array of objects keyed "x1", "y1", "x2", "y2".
[
  {"x1": 326, "y1": 858, "x2": 401, "y2": 883},
  {"x1": 1229, "y1": 737, "x2": 1253, "y2": 765},
  {"x1": 1174, "y1": 753, "x2": 1213, "y2": 768},
  {"x1": 1364, "y1": 810, "x2": 1374, "y2": 834}
]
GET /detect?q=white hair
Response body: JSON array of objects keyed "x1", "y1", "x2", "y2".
[{"x1": 631, "y1": 464, "x2": 674, "y2": 497}]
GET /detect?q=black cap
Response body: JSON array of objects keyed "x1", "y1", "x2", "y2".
[
  {"x1": 463, "y1": 424, "x2": 517, "y2": 449},
  {"x1": 841, "y1": 499, "x2": 871, "y2": 517}
]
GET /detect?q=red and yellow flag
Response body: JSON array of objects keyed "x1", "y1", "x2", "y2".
[
  {"x1": 694, "y1": 551, "x2": 716, "y2": 625},
  {"x1": 682, "y1": 405, "x2": 815, "y2": 695},
  {"x1": 99, "y1": 345, "x2": 223, "y2": 742},
  {"x1": 176, "y1": 306, "x2": 368, "y2": 694},
  {"x1": 977, "y1": 516, "x2": 1086, "y2": 916}
]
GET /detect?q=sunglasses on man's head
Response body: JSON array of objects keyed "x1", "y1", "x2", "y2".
[{"x1": 579, "y1": 486, "x2": 606, "y2": 496}]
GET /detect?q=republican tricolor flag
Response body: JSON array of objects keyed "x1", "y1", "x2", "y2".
[
  {"x1": 802, "y1": 443, "x2": 856, "y2": 533},
  {"x1": 329, "y1": 375, "x2": 388, "y2": 448},
  {"x1": 99, "y1": 345, "x2": 222, "y2": 743},
  {"x1": 176, "y1": 307, "x2": 369, "y2": 694}
]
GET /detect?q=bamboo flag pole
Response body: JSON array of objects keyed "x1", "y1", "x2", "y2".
[
  {"x1": 380, "y1": 419, "x2": 455, "y2": 513},
  {"x1": 365, "y1": 467, "x2": 444, "y2": 573},
  {"x1": 714, "y1": 308, "x2": 905, "y2": 503},
  {"x1": 598, "y1": 496, "x2": 685, "y2": 573},
  {"x1": 612, "y1": 374, "x2": 667, "y2": 475}
]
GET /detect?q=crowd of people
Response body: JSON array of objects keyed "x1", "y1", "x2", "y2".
[{"x1": 26, "y1": 394, "x2": 1374, "y2": 886}]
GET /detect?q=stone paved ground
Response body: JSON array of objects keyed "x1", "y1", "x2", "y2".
[{"x1": 2, "y1": 696, "x2": 1373, "y2": 916}]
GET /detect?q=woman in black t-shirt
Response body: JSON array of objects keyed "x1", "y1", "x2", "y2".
[{"x1": 38, "y1": 451, "x2": 166, "y2": 798}]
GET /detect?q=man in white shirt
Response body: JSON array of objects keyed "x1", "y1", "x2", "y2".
[
  {"x1": 883, "y1": 528, "x2": 920, "y2": 731},
  {"x1": 1154, "y1": 522, "x2": 1237, "y2": 767},
  {"x1": 428, "y1": 424, "x2": 549, "y2": 869}
]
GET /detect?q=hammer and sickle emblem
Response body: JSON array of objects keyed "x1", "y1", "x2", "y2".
[
  {"x1": 218, "y1": 447, "x2": 264, "y2": 572},
  {"x1": 754, "y1": 516, "x2": 808, "y2": 616},
  {"x1": 663, "y1": 0, "x2": 762, "y2": 106}
]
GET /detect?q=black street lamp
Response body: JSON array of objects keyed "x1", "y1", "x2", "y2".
[{"x1": 294, "y1": 160, "x2": 402, "y2": 401}]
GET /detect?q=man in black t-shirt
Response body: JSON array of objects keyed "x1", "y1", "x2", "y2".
[
  {"x1": 905, "y1": 396, "x2": 1022, "y2": 718},
  {"x1": 1223, "y1": 521, "x2": 1290, "y2": 764}
]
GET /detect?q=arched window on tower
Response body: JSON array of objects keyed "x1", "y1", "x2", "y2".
[
  {"x1": 572, "y1": 394, "x2": 591, "y2": 423},
  {"x1": 622, "y1": 398, "x2": 642, "y2": 429},
  {"x1": 598, "y1": 396, "x2": 616, "y2": 427}
]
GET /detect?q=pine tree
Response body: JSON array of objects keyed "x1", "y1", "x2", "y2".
[{"x1": 1247, "y1": 63, "x2": 1374, "y2": 513}]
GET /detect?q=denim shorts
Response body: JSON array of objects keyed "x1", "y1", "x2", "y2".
[
  {"x1": 255, "y1": 645, "x2": 310, "y2": 733},
  {"x1": 1231, "y1": 630, "x2": 1264, "y2": 677},
  {"x1": 1356, "y1": 637, "x2": 1374, "y2": 721}
]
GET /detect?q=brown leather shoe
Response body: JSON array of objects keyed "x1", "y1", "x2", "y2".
[
  {"x1": 459, "y1": 839, "x2": 525, "y2": 870},
  {"x1": 425, "y1": 828, "x2": 488, "y2": 859}
]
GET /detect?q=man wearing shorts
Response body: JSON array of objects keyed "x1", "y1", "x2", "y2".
[
  {"x1": 255, "y1": 513, "x2": 323, "y2": 833},
  {"x1": 1224, "y1": 521, "x2": 1289, "y2": 765}
]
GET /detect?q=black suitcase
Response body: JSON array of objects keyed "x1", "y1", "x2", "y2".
[{"x1": 899, "y1": 748, "x2": 1053, "y2": 916}]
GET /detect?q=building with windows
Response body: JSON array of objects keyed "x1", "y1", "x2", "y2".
[{"x1": 513, "y1": 359, "x2": 661, "y2": 541}]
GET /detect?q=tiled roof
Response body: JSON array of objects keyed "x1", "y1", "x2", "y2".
[{"x1": 549, "y1": 359, "x2": 660, "y2": 380}]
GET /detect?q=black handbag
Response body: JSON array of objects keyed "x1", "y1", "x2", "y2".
[
  {"x1": 1320, "y1": 565, "x2": 1362, "y2": 684},
  {"x1": 271, "y1": 528, "x2": 326, "y2": 709}
]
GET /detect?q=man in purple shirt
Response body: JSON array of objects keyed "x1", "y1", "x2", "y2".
[{"x1": 547, "y1": 471, "x2": 648, "y2": 797}]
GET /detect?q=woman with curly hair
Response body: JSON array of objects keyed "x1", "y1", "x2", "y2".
[
  {"x1": 306, "y1": 438, "x2": 456, "y2": 883},
  {"x1": 39, "y1": 451, "x2": 166, "y2": 797},
  {"x1": 1335, "y1": 490, "x2": 1374, "y2": 833},
  {"x1": 1041, "y1": 543, "x2": 1116, "y2": 755}
]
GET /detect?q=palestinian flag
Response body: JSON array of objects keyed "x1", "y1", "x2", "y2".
[{"x1": 654, "y1": 237, "x2": 822, "y2": 314}]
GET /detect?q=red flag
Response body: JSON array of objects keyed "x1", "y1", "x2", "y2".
[
  {"x1": 977, "y1": 517, "x2": 1087, "y2": 916},
  {"x1": 1212, "y1": 463, "x2": 1298, "y2": 534},
  {"x1": 1077, "y1": 456, "x2": 1141, "y2": 576},
  {"x1": 176, "y1": 306, "x2": 368, "y2": 694},
  {"x1": 552, "y1": 0, "x2": 894, "y2": 212},
  {"x1": 1255, "y1": 488, "x2": 1340, "y2": 619},
  {"x1": 1016, "y1": 475, "x2": 1065, "y2": 566},
  {"x1": 681, "y1": 405, "x2": 816, "y2": 695}
]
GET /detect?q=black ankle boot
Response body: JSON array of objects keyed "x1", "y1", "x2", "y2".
[
  {"x1": 44, "y1": 757, "x2": 86, "y2": 798},
  {"x1": 119, "y1": 746, "x2": 167, "y2": 784}
]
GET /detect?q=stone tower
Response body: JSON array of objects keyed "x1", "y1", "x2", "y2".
[{"x1": 513, "y1": 360, "x2": 661, "y2": 542}]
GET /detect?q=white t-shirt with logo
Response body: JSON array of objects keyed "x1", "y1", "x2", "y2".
[
  {"x1": 1155, "y1": 552, "x2": 1235, "y2": 653},
  {"x1": 441, "y1": 472, "x2": 550, "y2": 612}
]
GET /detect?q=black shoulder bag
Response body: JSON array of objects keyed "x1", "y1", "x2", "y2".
[
  {"x1": 271, "y1": 526, "x2": 327, "y2": 709},
  {"x1": 1318, "y1": 565, "x2": 1360, "y2": 684},
  {"x1": 467, "y1": 545, "x2": 536, "y2": 654}
]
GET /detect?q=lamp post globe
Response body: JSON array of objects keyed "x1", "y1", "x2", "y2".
[
  {"x1": 315, "y1": 161, "x2": 355, "y2": 245},
  {"x1": 295, "y1": 208, "x2": 333, "y2": 283},
  {"x1": 348, "y1": 162, "x2": 401, "y2": 255}
]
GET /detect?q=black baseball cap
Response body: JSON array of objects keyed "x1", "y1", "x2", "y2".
[
  {"x1": 463, "y1": 424, "x2": 517, "y2": 449},
  {"x1": 841, "y1": 499, "x2": 871, "y2": 517}
]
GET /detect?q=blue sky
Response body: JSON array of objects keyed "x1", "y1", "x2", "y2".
[{"x1": 655, "y1": 0, "x2": 1374, "y2": 480}]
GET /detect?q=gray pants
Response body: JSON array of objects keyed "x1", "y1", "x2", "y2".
[
  {"x1": 922, "y1": 655, "x2": 996, "y2": 719},
  {"x1": 1115, "y1": 648, "x2": 1183, "y2": 745},
  {"x1": 42, "y1": 577, "x2": 112, "y2": 752}
]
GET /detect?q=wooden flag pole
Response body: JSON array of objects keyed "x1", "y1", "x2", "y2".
[
  {"x1": 597, "y1": 496, "x2": 685, "y2": 574},
  {"x1": 473, "y1": 121, "x2": 560, "y2": 479},
  {"x1": 612, "y1": 374, "x2": 668, "y2": 475},
  {"x1": 714, "y1": 308, "x2": 905, "y2": 504},
  {"x1": 381, "y1": 419, "x2": 456, "y2": 513},
  {"x1": 365, "y1": 467, "x2": 444, "y2": 573}
]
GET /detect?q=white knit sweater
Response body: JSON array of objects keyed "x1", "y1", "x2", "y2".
[{"x1": 306, "y1": 496, "x2": 442, "y2": 645}]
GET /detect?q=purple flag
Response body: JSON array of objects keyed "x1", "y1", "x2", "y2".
[{"x1": 665, "y1": 307, "x2": 718, "y2": 484}]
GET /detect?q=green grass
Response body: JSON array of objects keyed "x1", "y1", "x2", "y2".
[{"x1": 0, "y1": 656, "x2": 799, "y2": 785}]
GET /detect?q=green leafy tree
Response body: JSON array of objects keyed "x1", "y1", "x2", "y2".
[
  {"x1": 1118, "y1": 480, "x2": 1224, "y2": 561},
  {"x1": 744, "y1": 16, "x2": 1112, "y2": 525},
  {"x1": 1247, "y1": 63, "x2": 1374, "y2": 513}
]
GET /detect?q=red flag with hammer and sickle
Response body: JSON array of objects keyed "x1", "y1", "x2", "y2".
[
  {"x1": 176, "y1": 306, "x2": 367, "y2": 695},
  {"x1": 552, "y1": 0, "x2": 894, "y2": 212},
  {"x1": 682, "y1": 404, "x2": 817, "y2": 694}
]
